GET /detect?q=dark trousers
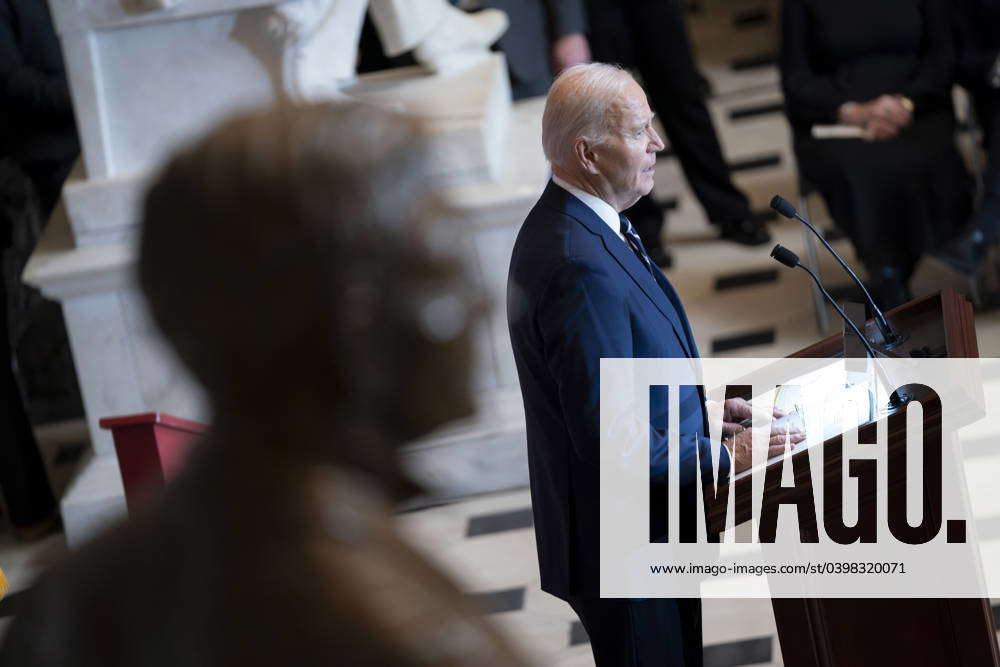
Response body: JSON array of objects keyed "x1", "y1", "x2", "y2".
[
  {"x1": 0, "y1": 271, "x2": 55, "y2": 528},
  {"x1": 587, "y1": 0, "x2": 752, "y2": 250},
  {"x1": 971, "y1": 87, "x2": 1000, "y2": 245},
  {"x1": 0, "y1": 161, "x2": 56, "y2": 528},
  {"x1": 567, "y1": 596, "x2": 703, "y2": 667}
]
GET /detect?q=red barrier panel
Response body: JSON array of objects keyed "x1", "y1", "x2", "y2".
[{"x1": 99, "y1": 412, "x2": 207, "y2": 513}]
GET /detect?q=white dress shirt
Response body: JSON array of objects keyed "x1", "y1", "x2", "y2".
[{"x1": 552, "y1": 175, "x2": 625, "y2": 243}]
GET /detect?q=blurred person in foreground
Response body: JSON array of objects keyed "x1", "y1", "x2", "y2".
[
  {"x1": 781, "y1": 0, "x2": 971, "y2": 309},
  {"x1": 507, "y1": 63, "x2": 802, "y2": 666},
  {"x1": 0, "y1": 103, "x2": 528, "y2": 667}
]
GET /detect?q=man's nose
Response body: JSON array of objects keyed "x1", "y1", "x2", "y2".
[{"x1": 648, "y1": 128, "x2": 665, "y2": 152}]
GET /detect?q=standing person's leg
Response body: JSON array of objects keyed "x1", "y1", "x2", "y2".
[
  {"x1": 0, "y1": 364, "x2": 56, "y2": 536},
  {"x1": 567, "y1": 596, "x2": 702, "y2": 666},
  {"x1": 969, "y1": 89, "x2": 1000, "y2": 247},
  {"x1": 21, "y1": 158, "x2": 76, "y2": 223},
  {"x1": 628, "y1": 0, "x2": 768, "y2": 245},
  {"x1": 0, "y1": 253, "x2": 56, "y2": 537},
  {"x1": 920, "y1": 95, "x2": 987, "y2": 276},
  {"x1": 584, "y1": 0, "x2": 673, "y2": 265},
  {"x1": 0, "y1": 162, "x2": 57, "y2": 538}
]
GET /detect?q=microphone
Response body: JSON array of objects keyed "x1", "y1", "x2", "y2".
[
  {"x1": 770, "y1": 195, "x2": 904, "y2": 349},
  {"x1": 770, "y1": 245, "x2": 906, "y2": 408},
  {"x1": 769, "y1": 245, "x2": 878, "y2": 358},
  {"x1": 770, "y1": 244, "x2": 800, "y2": 269}
]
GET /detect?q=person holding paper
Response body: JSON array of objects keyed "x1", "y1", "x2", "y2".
[{"x1": 780, "y1": 0, "x2": 972, "y2": 308}]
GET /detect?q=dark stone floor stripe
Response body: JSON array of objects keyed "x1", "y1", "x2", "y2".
[
  {"x1": 570, "y1": 622, "x2": 771, "y2": 666},
  {"x1": 657, "y1": 196, "x2": 679, "y2": 212},
  {"x1": 824, "y1": 227, "x2": 845, "y2": 241},
  {"x1": 468, "y1": 587, "x2": 525, "y2": 615},
  {"x1": 733, "y1": 7, "x2": 770, "y2": 28},
  {"x1": 729, "y1": 100, "x2": 784, "y2": 122},
  {"x1": 730, "y1": 52, "x2": 777, "y2": 71},
  {"x1": 466, "y1": 507, "x2": 534, "y2": 537},
  {"x1": 753, "y1": 208, "x2": 778, "y2": 223},
  {"x1": 825, "y1": 284, "x2": 863, "y2": 304},
  {"x1": 729, "y1": 153, "x2": 781, "y2": 173},
  {"x1": 711, "y1": 328, "x2": 776, "y2": 353},
  {"x1": 714, "y1": 268, "x2": 778, "y2": 291},
  {"x1": 54, "y1": 442, "x2": 87, "y2": 467},
  {"x1": 569, "y1": 620, "x2": 590, "y2": 646},
  {"x1": 0, "y1": 589, "x2": 29, "y2": 618},
  {"x1": 704, "y1": 636, "x2": 772, "y2": 667}
]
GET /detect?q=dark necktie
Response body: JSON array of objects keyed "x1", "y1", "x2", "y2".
[{"x1": 620, "y1": 214, "x2": 654, "y2": 275}]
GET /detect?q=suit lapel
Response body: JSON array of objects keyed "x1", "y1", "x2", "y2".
[
  {"x1": 540, "y1": 181, "x2": 696, "y2": 358},
  {"x1": 652, "y1": 270, "x2": 701, "y2": 359}
]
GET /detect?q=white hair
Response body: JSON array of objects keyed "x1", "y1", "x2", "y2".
[{"x1": 541, "y1": 63, "x2": 635, "y2": 170}]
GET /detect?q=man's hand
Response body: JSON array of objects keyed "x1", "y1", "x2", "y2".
[
  {"x1": 725, "y1": 425, "x2": 806, "y2": 474},
  {"x1": 720, "y1": 398, "x2": 806, "y2": 473},
  {"x1": 551, "y1": 33, "x2": 591, "y2": 74},
  {"x1": 720, "y1": 397, "x2": 784, "y2": 437}
]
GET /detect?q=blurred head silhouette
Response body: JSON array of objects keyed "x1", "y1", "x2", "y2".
[
  {"x1": 0, "y1": 105, "x2": 526, "y2": 667},
  {"x1": 140, "y1": 103, "x2": 480, "y2": 476}
]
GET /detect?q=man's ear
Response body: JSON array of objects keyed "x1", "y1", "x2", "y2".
[{"x1": 574, "y1": 138, "x2": 601, "y2": 175}]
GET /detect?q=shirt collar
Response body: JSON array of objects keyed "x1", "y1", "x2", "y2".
[{"x1": 552, "y1": 175, "x2": 625, "y2": 242}]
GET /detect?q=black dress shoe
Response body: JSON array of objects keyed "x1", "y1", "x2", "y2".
[
  {"x1": 718, "y1": 219, "x2": 771, "y2": 246},
  {"x1": 647, "y1": 245, "x2": 673, "y2": 269},
  {"x1": 933, "y1": 231, "x2": 986, "y2": 276}
]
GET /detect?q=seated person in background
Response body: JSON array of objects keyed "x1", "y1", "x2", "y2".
[
  {"x1": 780, "y1": 0, "x2": 972, "y2": 309},
  {"x1": 0, "y1": 103, "x2": 528, "y2": 667},
  {"x1": 941, "y1": 0, "x2": 1000, "y2": 274}
]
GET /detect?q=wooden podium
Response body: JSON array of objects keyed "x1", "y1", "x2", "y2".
[{"x1": 711, "y1": 289, "x2": 999, "y2": 665}]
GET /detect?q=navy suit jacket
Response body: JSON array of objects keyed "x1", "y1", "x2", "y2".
[{"x1": 507, "y1": 181, "x2": 730, "y2": 599}]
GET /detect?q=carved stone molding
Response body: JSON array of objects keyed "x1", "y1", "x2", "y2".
[{"x1": 272, "y1": 0, "x2": 365, "y2": 101}]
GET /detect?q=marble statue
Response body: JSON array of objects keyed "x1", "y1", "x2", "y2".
[
  {"x1": 0, "y1": 102, "x2": 528, "y2": 666},
  {"x1": 274, "y1": 0, "x2": 509, "y2": 101}
]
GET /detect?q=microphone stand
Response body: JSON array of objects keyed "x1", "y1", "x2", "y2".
[
  {"x1": 770, "y1": 195, "x2": 906, "y2": 351},
  {"x1": 771, "y1": 245, "x2": 909, "y2": 410}
]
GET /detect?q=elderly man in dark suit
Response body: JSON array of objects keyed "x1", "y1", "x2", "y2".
[
  {"x1": 507, "y1": 63, "x2": 795, "y2": 666},
  {"x1": 489, "y1": 0, "x2": 768, "y2": 269}
]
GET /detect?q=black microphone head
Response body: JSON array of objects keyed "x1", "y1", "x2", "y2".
[
  {"x1": 770, "y1": 244, "x2": 800, "y2": 268},
  {"x1": 770, "y1": 195, "x2": 797, "y2": 219}
]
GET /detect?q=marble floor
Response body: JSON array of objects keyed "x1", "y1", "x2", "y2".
[{"x1": 2, "y1": 1, "x2": 1000, "y2": 665}]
